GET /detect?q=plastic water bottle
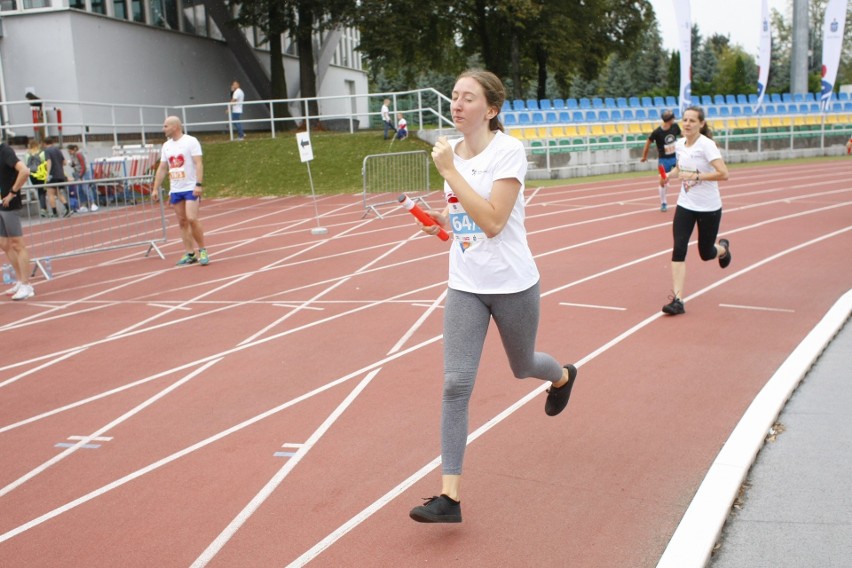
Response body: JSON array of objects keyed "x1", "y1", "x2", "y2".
[{"x1": 2, "y1": 263, "x2": 15, "y2": 285}]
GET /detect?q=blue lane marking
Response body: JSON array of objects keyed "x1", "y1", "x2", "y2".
[
  {"x1": 273, "y1": 451, "x2": 297, "y2": 458},
  {"x1": 55, "y1": 443, "x2": 100, "y2": 449}
]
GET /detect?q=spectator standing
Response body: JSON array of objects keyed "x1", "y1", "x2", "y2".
[
  {"x1": 152, "y1": 116, "x2": 209, "y2": 266},
  {"x1": 67, "y1": 144, "x2": 97, "y2": 212},
  {"x1": 25, "y1": 139, "x2": 48, "y2": 216},
  {"x1": 381, "y1": 98, "x2": 396, "y2": 140},
  {"x1": 641, "y1": 109, "x2": 681, "y2": 212},
  {"x1": 42, "y1": 137, "x2": 71, "y2": 217},
  {"x1": 229, "y1": 80, "x2": 245, "y2": 141},
  {"x1": 0, "y1": 139, "x2": 36, "y2": 300}
]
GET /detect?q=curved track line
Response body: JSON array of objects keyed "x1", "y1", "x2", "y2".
[{"x1": 657, "y1": 288, "x2": 852, "y2": 568}]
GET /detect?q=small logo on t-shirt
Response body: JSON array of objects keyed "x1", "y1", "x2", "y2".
[{"x1": 470, "y1": 168, "x2": 487, "y2": 176}]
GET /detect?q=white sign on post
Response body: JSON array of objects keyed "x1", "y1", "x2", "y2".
[{"x1": 296, "y1": 132, "x2": 314, "y2": 162}]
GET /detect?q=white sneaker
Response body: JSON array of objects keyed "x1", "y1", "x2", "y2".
[
  {"x1": 5, "y1": 281, "x2": 20, "y2": 296},
  {"x1": 78, "y1": 206, "x2": 89, "y2": 213},
  {"x1": 90, "y1": 204, "x2": 99, "y2": 211},
  {"x1": 11, "y1": 284, "x2": 34, "y2": 301}
]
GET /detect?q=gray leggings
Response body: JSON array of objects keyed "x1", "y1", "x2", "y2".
[{"x1": 441, "y1": 281, "x2": 563, "y2": 475}]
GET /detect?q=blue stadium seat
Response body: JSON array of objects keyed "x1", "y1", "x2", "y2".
[
  {"x1": 786, "y1": 103, "x2": 798, "y2": 113},
  {"x1": 844, "y1": 101, "x2": 852, "y2": 111},
  {"x1": 526, "y1": 99, "x2": 540, "y2": 110},
  {"x1": 592, "y1": 97, "x2": 605, "y2": 109},
  {"x1": 725, "y1": 94, "x2": 736, "y2": 105},
  {"x1": 628, "y1": 96, "x2": 641, "y2": 107},
  {"x1": 781, "y1": 92, "x2": 793, "y2": 103},
  {"x1": 748, "y1": 94, "x2": 759, "y2": 104},
  {"x1": 503, "y1": 113, "x2": 517, "y2": 126},
  {"x1": 736, "y1": 94, "x2": 748, "y2": 105},
  {"x1": 673, "y1": 107, "x2": 681, "y2": 119},
  {"x1": 579, "y1": 98, "x2": 591, "y2": 109},
  {"x1": 539, "y1": 99, "x2": 553, "y2": 111},
  {"x1": 616, "y1": 97, "x2": 628, "y2": 108},
  {"x1": 610, "y1": 109, "x2": 622, "y2": 121},
  {"x1": 830, "y1": 100, "x2": 844, "y2": 112},
  {"x1": 571, "y1": 110, "x2": 585, "y2": 122},
  {"x1": 775, "y1": 103, "x2": 788, "y2": 114},
  {"x1": 641, "y1": 96, "x2": 654, "y2": 107},
  {"x1": 518, "y1": 112, "x2": 531, "y2": 124},
  {"x1": 653, "y1": 96, "x2": 665, "y2": 107},
  {"x1": 742, "y1": 105, "x2": 753, "y2": 115},
  {"x1": 792, "y1": 93, "x2": 804, "y2": 103},
  {"x1": 558, "y1": 111, "x2": 571, "y2": 123},
  {"x1": 501, "y1": 101, "x2": 511, "y2": 113},
  {"x1": 713, "y1": 94, "x2": 726, "y2": 105},
  {"x1": 806, "y1": 102, "x2": 820, "y2": 113},
  {"x1": 805, "y1": 93, "x2": 817, "y2": 103},
  {"x1": 512, "y1": 99, "x2": 525, "y2": 111},
  {"x1": 731, "y1": 106, "x2": 743, "y2": 116},
  {"x1": 553, "y1": 99, "x2": 566, "y2": 110},
  {"x1": 566, "y1": 98, "x2": 578, "y2": 109},
  {"x1": 719, "y1": 107, "x2": 731, "y2": 117},
  {"x1": 701, "y1": 95, "x2": 713, "y2": 106},
  {"x1": 532, "y1": 112, "x2": 545, "y2": 124},
  {"x1": 770, "y1": 93, "x2": 782, "y2": 103},
  {"x1": 634, "y1": 108, "x2": 648, "y2": 120},
  {"x1": 585, "y1": 109, "x2": 599, "y2": 121},
  {"x1": 545, "y1": 111, "x2": 558, "y2": 123},
  {"x1": 605, "y1": 97, "x2": 617, "y2": 108},
  {"x1": 622, "y1": 109, "x2": 635, "y2": 120},
  {"x1": 707, "y1": 106, "x2": 719, "y2": 117},
  {"x1": 665, "y1": 96, "x2": 678, "y2": 108},
  {"x1": 763, "y1": 103, "x2": 776, "y2": 114},
  {"x1": 598, "y1": 110, "x2": 610, "y2": 121},
  {"x1": 838, "y1": 92, "x2": 850, "y2": 101}
]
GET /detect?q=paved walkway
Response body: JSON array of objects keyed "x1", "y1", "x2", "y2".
[{"x1": 709, "y1": 317, "x2": 852, "y2": 568}]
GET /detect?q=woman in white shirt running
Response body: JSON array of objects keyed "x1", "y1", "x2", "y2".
[
  {"x1": 661, "y1": 106, "x2": 731, "y2": 315},
  {"x1": 406, "y1": 69, "x2": 578, "y2": 524}
]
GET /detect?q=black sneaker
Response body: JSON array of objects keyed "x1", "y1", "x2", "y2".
[
  {"x1": 662, "y1": 296, "x2": 685, "y2": 315},
  {"x1": 410, "y1": 495, "x2": 462, "y2": 523},
  {"x1": 545, "y1": 364, "x2": 578, "y2": 417},
  {"x1": 718, "y1": 239, "x2": 731, "y2": 269}
]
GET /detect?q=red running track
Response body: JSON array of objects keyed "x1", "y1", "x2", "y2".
[{"x1": 1, "y1": 160, "x2": 850, "y2": 567}]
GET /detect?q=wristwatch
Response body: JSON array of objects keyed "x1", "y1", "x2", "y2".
[{"x1": 195, "y1": 182, "x2": 203, "y2": 187}]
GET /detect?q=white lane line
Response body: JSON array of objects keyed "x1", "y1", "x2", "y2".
[
  {"x1": 189, "y1": 368, "x2": 382, "y2": 568},
  {"x1": 389, "y1": 289, "x2": 447, "y2": 355},
  {"x1": 559, "y1": 302, "x2": 627, "y2": 311},
  {"x1": 148, "y1": 303, "x2": 192, "y2": 311},
  {"x1": 0, "y1": 336, "x2": 441, "y2": 544},
  {"x1": 0, "y1": 349, "x2": 87, "y2": 389},
  {"x1": 285, "y1": 224, "x2": 852, "y2": 567},
  {"x1": 0, "y1": 358, "x2": 223, "y2": 498},
  {"x1": 719, "y1": 303, "x2": 796, "y2": 313}
]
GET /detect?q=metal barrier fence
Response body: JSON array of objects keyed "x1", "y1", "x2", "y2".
[
  {"x1": 361, "y1": 150, "x2": 431, "y2": 217},
  {"x1": 20, "y1": 174, "x2": 166, "y2": 280}
]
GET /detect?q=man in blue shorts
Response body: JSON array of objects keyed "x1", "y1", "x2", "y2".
[
  {"x1": 152, "y1": 116, "x2": 209, "y2": 266},
  {"x1": 640, "y1": 109, "x2": 681, "y2": 212},
  {"x1": 0, "y1": 139, "x2": 36, "y2": 300}
]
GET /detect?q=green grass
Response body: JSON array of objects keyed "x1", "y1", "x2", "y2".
[
  {"x1": 200, "y1": 130, "x2": 443, "y2": 197},
  {"x1": 197, "y1": 129, "x2": 848, "y2": 196}
]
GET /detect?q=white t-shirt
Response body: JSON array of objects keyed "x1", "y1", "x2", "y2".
[
  {"x1": 445, "y1": 131, "x2": 539, "y2": 294},
  {"x1": 231, "y1": 88, "x2": 244, "y2": 113},
  {"x1": 381, "y1": 104, "x2": 390, "y2": 122},
  {"x1": 675, "y1": 135, "x2": 724, "y2": 211},
  {"x1": 398, "y1": 118, "x2": 407, "y2": 130},
  {"x1": 161, "y1": 134, "x2": 203, "y2": 194}
]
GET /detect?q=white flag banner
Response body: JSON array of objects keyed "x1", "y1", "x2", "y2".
[
  {"x1": 673, "y1": 0, "x2": 692, "y2": 113},
  {"x1": 820, "y1": 0, "x2": 848, "y2": 111},
  {"x1": 756, "y1": 0, "x2": 771, "y2": 112}
]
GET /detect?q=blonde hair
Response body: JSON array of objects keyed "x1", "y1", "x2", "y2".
[{"x1": 457, "y1": 69, "x2": 505, "y2": 133}]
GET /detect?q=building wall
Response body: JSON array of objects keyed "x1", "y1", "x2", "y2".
[{"x1": 0, "y1": 8, "x2": 369, "y2": 138}]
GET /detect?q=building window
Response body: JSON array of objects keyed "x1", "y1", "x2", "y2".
[
  {"x1": 22, "y1": 0, "x2": 51, "y2": 7},
  {"x1": 90, "y1": 0, "x2": 106, "y2": 15},
  {"x1": 112, "y1": 0, "x2": 126, "y2": 20},
  {"x1": 151, "y1": 0, "x2": 178, "y2": 29},
  {"x1": 182, "y1": 0, "x2": 207, "y2": 36},
  {"x1": 131, "y1": 0, "x2": 143, "y2": 22}
]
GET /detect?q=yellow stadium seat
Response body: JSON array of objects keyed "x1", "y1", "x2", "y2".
[
  {"x1": 522, "y1": 127, "x2": 539, "y2": 140},
  {"x1": 590, "y1": 124, "x2": 605, "y2": 136}
]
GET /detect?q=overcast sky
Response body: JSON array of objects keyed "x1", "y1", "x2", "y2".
[{"x1": 648, "y1": 0, "x2": 789, "y2": 56}]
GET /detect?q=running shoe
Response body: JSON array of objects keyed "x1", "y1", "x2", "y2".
[
  {"x1": 410, "y1": 495, "x2": 462, "y2": 523},
  {"x1": 662, "y1": 296, "x2": 685, "y2": 315},
  {"x1": 661, "y1": 203, "x2": 668, "y2": 212},
  {"x1": 545, "y1": 364, "x2": 578, "y2": 416},
  {"x1": 718, "y1": 239, "x2": 731, "y2": 269},
  {"x1": 5, "y1": 282, "x2": 21, "y2": 296},
  {"x1": 198, "y1": 248, "x2": 209, "y2": 266},
  {"x1": 176, "y1": 252, "x2": 198, "y2": 266},
  {"x1": 11, "y1": 284, "x2": 34, "y2": 301}
]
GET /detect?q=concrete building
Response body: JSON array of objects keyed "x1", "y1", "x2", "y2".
[{"x1": 0, "y1": 0, "x2": 368, "y2": 139}]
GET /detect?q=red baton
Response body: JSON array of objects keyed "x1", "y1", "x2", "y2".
[{"x1": 398, "y1": 195, "x2": 449, "y2": 241}]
